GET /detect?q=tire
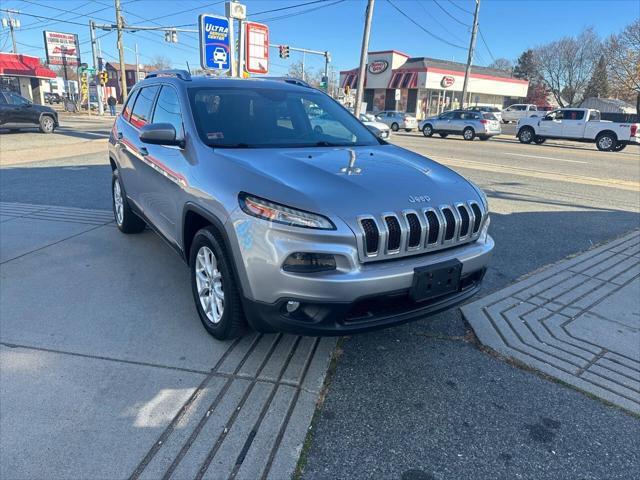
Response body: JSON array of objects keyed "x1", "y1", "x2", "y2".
[
  {"x1": 190, "y1": 227, "x2": 246, "y2": 340},
  {"x1": 478, "y1": 135, "x2": 490, "y2": 141},
  {"x1": 613, "y1": 142, "x2": 626, "y2": 152},
  {"x1": 391, "y1": 122, "x2": 399, "y2": 132},
  {"x1": 39, "y1": 115, "x2": 55, "y2": 134},
  {"x1": 463, "y1": 127, "x2": 475, "y2": 141},
  {"x1": 439, "y1": 133, "x2": 448, "y2": 138},
  {"x1": 422, "y1": 124, "x2": 434, "y2": 137},
  {"x1": 533, "y1": 136, "x2": 546, "y2": 145},
  {"x1": 112, "y1": 171, "x2": 145, "y2": 234},
  {"x1": 596, "y1": 132, "x2": 616, "y2": 151},
  {"x1": 518, "y1": 127, "x2": 534, "y2": 144}
]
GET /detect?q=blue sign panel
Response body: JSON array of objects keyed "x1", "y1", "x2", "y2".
[{"x1": 199, "y1": 14, "x2": 231, "y2": 72}]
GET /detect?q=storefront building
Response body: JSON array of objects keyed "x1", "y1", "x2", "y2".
[
  {"x1": 0, "y1": 52, "x2": 56, "y2": 104},
  {"x1": 340, "y1": 50, "x2": 529, "y2": 119}
]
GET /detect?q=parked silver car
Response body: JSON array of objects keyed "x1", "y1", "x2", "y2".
[
  {"x1": 375, "y1": 111, "x2": 419, "y2": 132},
  {"x1": 419, "y1": 110, "x2": 501, "y2": 141},
  {"x1": 109, "y1": 71, "x2": 493, "y2": 340},
  {"x1": 468, "y1": 106, "x2": 502, "y2": 123}
]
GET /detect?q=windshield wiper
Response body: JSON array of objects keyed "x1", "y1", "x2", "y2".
[{"x1": 314, "y1": 141, "x2": 351, "y2": 147}]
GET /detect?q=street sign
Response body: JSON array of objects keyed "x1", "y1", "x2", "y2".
[
  {"x1": 245, "y1": 22, "x2": 269, "y2": 75},
  {"x1": 199, "y1": 14, "x2": 231, "y2": 72}
]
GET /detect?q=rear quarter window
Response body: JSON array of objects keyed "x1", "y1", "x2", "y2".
[{"x1": 122, "y1": 89, "x2": 139, "y2": 122}]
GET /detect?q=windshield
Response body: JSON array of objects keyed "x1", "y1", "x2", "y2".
[{"x1": 188, "y1": 87, "x2": 380, "y2": 148}]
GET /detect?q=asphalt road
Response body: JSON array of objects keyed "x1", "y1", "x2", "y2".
[{"x1": 1, "y1": 124, "x2": 639, "y2": 479}]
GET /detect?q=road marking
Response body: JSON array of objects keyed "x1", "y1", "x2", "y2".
[
  {"x1": 432, "y1": 156, "x2": 640, "y2": 192},
  {"x1": 503, "y1": 152, "x2": 587, "y2": 164}
]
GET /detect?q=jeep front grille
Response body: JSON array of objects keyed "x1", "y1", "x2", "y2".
[{"x1": 357, "y1": 201, "x2": 486, "y2": 262}]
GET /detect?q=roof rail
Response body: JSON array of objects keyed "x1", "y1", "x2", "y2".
[
  {"x1": 145, "y1": 69, "x2": 192, "y2": 81},
  {"x1": 260, "y1": 76, "x2": 311, "y2": 88}
]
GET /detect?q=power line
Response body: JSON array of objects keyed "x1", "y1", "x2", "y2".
[
  {"x1": 1, "y1": 9, "x2": 94, "y2": 27},
  {"x1": 446, "y1": 0, "x2": 473, "y2": 16},
  {"x1": 478, "y1": 27, "x2": 495, "y2": 63},
  {"x1": 16, "y1": 2, "x2": 113, "y2": 32},
  {"x1": 416, "y1": 0, "x2": 466, "y2": 44},
  {"x1": 386, "y1": 0, "x2": 466, "y2": 50},
  {"x1": 252, "y1": 0, "x2": 329, "y2": 16},
  {"x1": 260, "y1": 0, "x2": 346, "y2": 22},
  {"x1": 432, "y1": 0, "x2": 469, "y2": 28}
]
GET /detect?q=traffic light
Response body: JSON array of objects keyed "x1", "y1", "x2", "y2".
[
  {"x1": 164, "y1": 29, "x2": 178, "y2": 43},
  {"x1": 278, "y1": 45, "x2": 290, "y2": 59},
  {"x1": 320, "y1": 75, "x2": 328, "y2": 90}
]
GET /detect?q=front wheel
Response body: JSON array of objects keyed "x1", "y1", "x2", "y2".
[
  {"x1": 422, "y1": 124, "x2": 434, "y2": 137},
  {"x1": 518, "y1": 127, "x2": 534, "y2": 144},
  {"x1": 190, "y1": 227, "x2": 246, "y2": 340},
  {"x1": 463, "y1": 127, "x2": 475, "y2": 141},
  {"x1": 112, "y1": 172, "x2": 145, "y2": 234},
  {"x1": 534, "y1": 136, "x2": 546, "y2": 144},
  {"x1": 391, "y1": 122, "x2": 399, "y2": 132},
  {"x1": 596, "y1": 132, "x2": 616, "y2": 151},
  {"x1": 39, "y1": 115, "x2": 55, "y2": 134}
]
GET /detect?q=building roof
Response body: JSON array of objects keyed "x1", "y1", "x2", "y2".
[
  {"x1": 400, "y1": 57, "x2": 515, "y2": 79},
  {"x1": 0, "y1": 52, "x2": 56, "y2": 79}
]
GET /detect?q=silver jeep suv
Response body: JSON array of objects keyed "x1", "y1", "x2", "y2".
[{"x1": 109, "y1": 71, "x2": 494, "y2": 340}]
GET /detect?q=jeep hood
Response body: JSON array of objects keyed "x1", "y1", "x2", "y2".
[{"x1": 213, "y1": 144, "x2": 481, "y2": 219}]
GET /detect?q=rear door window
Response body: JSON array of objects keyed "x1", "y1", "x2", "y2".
[{"x1": 130, "y1": 85, "x2": 159, "y2": 128}]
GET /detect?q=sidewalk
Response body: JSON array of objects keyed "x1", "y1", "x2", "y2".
[
  {"x1": 462, "y1": 230, "x2": 640, "y2": 414},
  {"x1": 0, "y1": 202, "x2": 335, "y2": 479}
]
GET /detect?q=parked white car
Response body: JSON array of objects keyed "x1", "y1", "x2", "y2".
[
  {"x1": 375, "y1": 111, "x2": 418, "y2": 131},
  {"x1": 501, "y1": 104, "x2": 547, "y2": 123},
  {"x1": 359, "y1": 114, "x2": 390, "y2": 139},
  {"x1": 516, "y1": 108, "x2": 639, "y2": 151}
]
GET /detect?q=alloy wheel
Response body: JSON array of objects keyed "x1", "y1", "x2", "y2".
[
  {"x1": 598, "y1": 136, "x2": 613, "y2": 151},
  {"x1": 113, "y1": 180, "x2": 124, "y2": 226},
  {"x1": 195, "y1": 246, "x2": 224, "y2": 324}
]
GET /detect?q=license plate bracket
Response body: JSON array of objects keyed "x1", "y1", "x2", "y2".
[{"x1": 410, "y1": 259, "x2": 462, "y2": 302}]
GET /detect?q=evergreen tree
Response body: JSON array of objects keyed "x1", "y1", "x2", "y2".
[
  {"x1": 583, "y1": 56, "x2": 609, "y2": 99},
  {"x1": 513, "y1": 50, "x2": 537, "y2": 80}
]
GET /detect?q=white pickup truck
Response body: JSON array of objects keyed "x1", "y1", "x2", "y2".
[
  {"x1": 517, "y1": 108, "x2": 639, "y2": 152},
  {"x1": 501, "y1": 104, "x2": 548, "y2": 123}
]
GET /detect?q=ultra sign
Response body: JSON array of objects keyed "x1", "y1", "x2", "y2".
[{"x1": 199, "y1": 14, "x2": 231, "y2": 72}]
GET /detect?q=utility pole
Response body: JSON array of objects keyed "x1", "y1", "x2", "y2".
[
  {"x1": 354, "y1": 0, "x2": 374, "y2": 117},
  {"x1": 2, "y1": 10, "x2": 20, "y2": 53},
  {"x1": 114, "y1": 0, "x2": 128, "y2": 101},
  {"x1": 89, "y1": 21, "x2": 104, "y2": 115},
  {"x1": 461, "y1": 0, "x2": 480, "y2": 109}
]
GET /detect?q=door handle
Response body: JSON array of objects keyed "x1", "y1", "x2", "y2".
[{"x1": 139, "y1": 147, "x2": 149, "y2": 157}]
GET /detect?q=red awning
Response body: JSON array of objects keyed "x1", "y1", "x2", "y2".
[
  {"x1": 0, "y1": 53, "x2": 56, "y2": 79},
  {"x1": 341, "y1": 72, "x2": 359, "y2": 89},
  {"x1": 388, "y1": 71, "x2": 418, "y2": 89}
]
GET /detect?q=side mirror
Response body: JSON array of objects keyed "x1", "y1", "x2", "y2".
[{"x1": 139, "y1": 123, "x2": 184, "y2": 147}]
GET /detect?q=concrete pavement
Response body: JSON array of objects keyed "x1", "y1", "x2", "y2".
[
  {"x1": 0, "y1": 202, "x2": 335, "y2": 480},
  {"x1": 463, "y1": 231, "x2": 640, "y2": 414}
]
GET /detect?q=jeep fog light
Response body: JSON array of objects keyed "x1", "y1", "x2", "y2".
[
  {"x1": 286, "y1": 301, "x2": 301, "y2": 313},
  {"x1": 283, "y1": 252, "x2": 336, "y2": 273}
]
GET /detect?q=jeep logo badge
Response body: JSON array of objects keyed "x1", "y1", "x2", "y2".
[
  {"x1": 408, "y1": 195, "x2": 431, "y2": 203},
  {"x1": 368, "y1": 60, "x2": 389, "y2": 74},
  {"x1": 441, "y1": 76, "x2": 455, "y2": 88}
]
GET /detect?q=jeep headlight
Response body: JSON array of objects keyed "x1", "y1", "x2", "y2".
[{"x1": 239, "y1": 193, "x2": 335, "y2": 230}]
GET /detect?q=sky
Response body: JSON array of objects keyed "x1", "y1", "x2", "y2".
[{"x1": 1, "y1": 0, "x2": 638, "y2": 78}]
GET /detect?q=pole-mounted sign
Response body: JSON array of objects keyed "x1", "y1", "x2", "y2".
[
  {"x1": 199, "y1": 14, "x2": 231, "y2": 72},
  {"x1": 244, "y1": 22, "x2": 269, "y2": 75}
]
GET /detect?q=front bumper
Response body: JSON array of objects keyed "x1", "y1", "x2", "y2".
[{"x1": 243, "y1": 267, "x2": 487, "y2": 335}]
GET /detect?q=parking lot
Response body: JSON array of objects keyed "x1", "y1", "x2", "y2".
[{"x1": 1, "y1": 122, "x2": 639, "y2": 479}]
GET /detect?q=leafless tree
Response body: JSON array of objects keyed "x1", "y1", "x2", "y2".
[
  {"x1": 487, "y1": 58, "x2": 513, "y2": 72},
  {"x1": 148, "y1": 55, "x2": 173, "y2": 71},
  {"x1": 605, "y1": 19, "x2": 640, "y2": 112},
  {"x1": 533, "y1": 27, "x2": 601, "y2": 106}
]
